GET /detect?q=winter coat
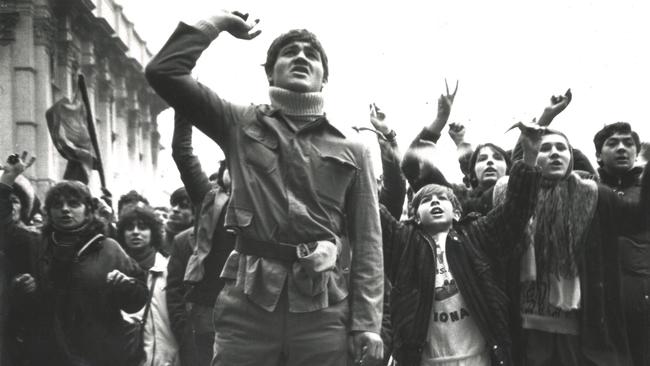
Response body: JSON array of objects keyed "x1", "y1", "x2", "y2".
[
  {"x1": 505, "y1": 166, "x2": 650, "y2": 366},
  {"x1": 381, "y1": 161, "x2": 540, "y2": 366}
]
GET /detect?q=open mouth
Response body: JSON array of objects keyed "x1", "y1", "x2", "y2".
[
  {"x1": 291, "y1": 65, "x2": 309, "y2": 74},
  {"x1": 430, "y1": 207, "x2": 444, "y2": 215},
  {"x1": 483, "y1": 167, "x2": 497, "y2": 176}
]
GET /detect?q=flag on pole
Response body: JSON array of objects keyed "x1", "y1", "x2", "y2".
[{"x1": 45, "y1": 74, "x2": 106, "y2": 189}]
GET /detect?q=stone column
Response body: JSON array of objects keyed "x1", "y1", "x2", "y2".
[
  {"x1": 113, "y1": 73, "x2": 129, "y2": 195},
  {"x1": 32, "y1": 2, "x2": 56, "y2": 193},
  {"x1": 12, "y1": 0, "x2": 37, "y2": 178},
  {"x1": 0, "y1": 6, "x2": 19, "y2": 159}
]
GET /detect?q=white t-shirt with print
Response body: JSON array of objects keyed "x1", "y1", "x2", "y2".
[{"x1": 420, "y1": 233, "x2": 489, "y2": 366}]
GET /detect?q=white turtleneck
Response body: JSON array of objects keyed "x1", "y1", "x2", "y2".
[{"x1": 268, "y1": 86, "x2": 325, "y2": 117}]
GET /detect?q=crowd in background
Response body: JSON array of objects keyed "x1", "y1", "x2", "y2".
[{"x1": 1, "y1": 9, "x2": 650, "y2": 366}]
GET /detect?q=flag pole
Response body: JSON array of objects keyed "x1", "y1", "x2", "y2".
[{"x1": 77, "y1": 74, "x2": 107, "y2": 190}]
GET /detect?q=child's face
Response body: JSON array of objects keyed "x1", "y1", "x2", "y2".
[{"x1": 416, "y1": 192, "x2": 458, "y2": 232}]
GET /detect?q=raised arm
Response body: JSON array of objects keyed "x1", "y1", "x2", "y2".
[
  {"x1": 145, "y1": 10, "x2": 260, "y2": 147},
  {"x1": 369, "y1": 103, "x2": 406, "y2": 218},
  {"x1": 171, "y1": 112, "x2": 212, "y2": 208},
  {"x1": 467, "y1": 129, "x2": 542, "y2": 260},
  {"x1": 512, "y1": 89, "x2": 572, "y2": 161},
  {"x1": 448, "y1": 122, "x2": 474, "y2": 185},
  {"x1": 408, "y1": 79, "x2": 458, "y2": 148}
]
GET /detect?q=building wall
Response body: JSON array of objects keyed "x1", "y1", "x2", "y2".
[{"x1": 0, "y1": 0, "x2": 166, "y2": 207}]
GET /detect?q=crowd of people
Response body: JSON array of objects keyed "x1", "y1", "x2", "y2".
[{"x1": 1, "y1": 8, "x2": 650, "y2": 366}]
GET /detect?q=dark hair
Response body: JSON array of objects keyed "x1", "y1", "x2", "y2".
[
  {"x1": 593, "y1": 122, "x2": 641, "y2": 156},
  {"x1": 216, "y1": 160, "x2": 229, "y2": 191},
  {"x1": 116, "y1": 205, "x2": 163, "y2": 252},
  {"x1": 169, "y1": 187, "x2": 189, "y2": 207},
  {"x1": 264, "y1": 29, "x2": 329, "y2": 85},
  {"x1": 400, "y1": 149, "x2": 451, "y2": 193},
  {"x1": 44, "y1": 180, "x2": 95, "y2": 214},
  {"x1": 467, "y1": 143, "x2": 512, "y2": 189},
  {"x1": 118, "y1": 190, "x2": 149, "y2": 214},
  {"x1": 11, "y1": 184, "x2": 31, "y2": 223}
]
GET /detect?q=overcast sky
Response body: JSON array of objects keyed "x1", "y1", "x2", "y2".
[{"x1": 120, "y1": 0, "x2": 650, "y2": 201}]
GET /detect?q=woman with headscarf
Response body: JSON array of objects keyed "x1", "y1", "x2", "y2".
[
  {"x1": 492, "y1": 129, "x2": 650, "y2": 365},
  {"x1": 0, "y1": 152, "x2": 149, "y2": 366},
  {"x1": 118, "y1": 205, "x2": 180, "y2": 366}
]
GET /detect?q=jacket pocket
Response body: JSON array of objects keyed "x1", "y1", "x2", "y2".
[
  {"x1": 242, "y1": 123, "x2": 278, "y2": 174},
  {"x1": 313, "y1": 148, "x2": 359, "y2": 206},
  {"x1": 225, "y1": 206, "x2": 253, "y2": 229}
]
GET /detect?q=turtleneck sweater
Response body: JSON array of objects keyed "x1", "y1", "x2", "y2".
[{"x1": 268, "y1": 86, "x2": 324, "y2": 119}]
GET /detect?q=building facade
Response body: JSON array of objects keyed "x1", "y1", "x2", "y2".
[{"x1": 0, "y1": 0, "x2": 166, "y2": 203}]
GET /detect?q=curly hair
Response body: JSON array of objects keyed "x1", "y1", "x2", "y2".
[
  {"x1": 117, "y1": 190, "x2": 150, "y2": 214},
  {"x1": 116, "y1": 205, "x2": 163, "y2": 252}
]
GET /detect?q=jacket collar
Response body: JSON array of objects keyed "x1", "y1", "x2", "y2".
[
  {"x1": 257, "y1": 104, "x2": 347, "y2": 139},
  {"x1": 598, "y1": 165, "x2": 643, "y2": 188}
]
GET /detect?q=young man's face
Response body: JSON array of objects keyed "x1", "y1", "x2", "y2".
[
  {"x1": 598, "y1": 132, "x2": 637, "y2": 175},
  {"x1": 168, "y1": 198, "x2": 194, "y2": 228},
  {"x1": 536, "y1": 134, "x2": 571, "y2": 180},
  {"x1": 270, "y1": 41, "x2": 324, "y2": 93},
  {"x1": 473, "y1": 146, "x2": 508, "y2": 187},
  {"x1": 416, "y1": 192, "x2": 459, "y2": 233}
]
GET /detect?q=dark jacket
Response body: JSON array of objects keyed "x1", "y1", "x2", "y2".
[
  {"x1": 506, "y1": 166, "x2": 650, "y2": 366},
  {"x1": 598, "y1": 165, "x2": 650, "y2": 366},
  {"x1": 381, "y1": 161, "x2": 540, "y2": 366},
  {"x1": 0, "y1": 184, "x2": 149, "y2": 366}
]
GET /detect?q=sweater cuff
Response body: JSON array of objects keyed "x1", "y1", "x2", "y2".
[{"x1": 192, "y1": 20, "x2": 221, "y2": 41}]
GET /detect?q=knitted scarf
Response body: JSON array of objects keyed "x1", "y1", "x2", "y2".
[
  {"x1": 125, "y1": 243, "x2": 156, "y2": 271},
  {"x1": 492, "y1": 172, "x2": 598, "y2": 310},
  {"x1": 532, "y1": 173, "x2": 598, "y2": 278},
  {"x1": 269, "y1": 86, "x2": 324, "y2": 117}
]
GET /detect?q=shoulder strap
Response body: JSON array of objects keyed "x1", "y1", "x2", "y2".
[{"x1": 140, "y1": 274, "x2": 158, "y2": 330}]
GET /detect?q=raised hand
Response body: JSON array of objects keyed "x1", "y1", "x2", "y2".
[
  {"x1": 369, "y1": 103, "x2": 390, "y2": 135},
  {"x1": 538, "y1": 88, "x2": 572, "y2": 126},
  {"x1": 447, "y1": 122, "x2": 466, "y2": 147},
  {"x1": 436, "y1": 79, "x2": 459, "y2": 122},
  {"x1": 507, "y1": 121, "x2": 543, "y2": 165},
  {"x1": 207, "y1": 10, "x2": 261, "y2": 40},
  {"x1": 0, "y1": 151, "x2": 36, "y2": 186}
]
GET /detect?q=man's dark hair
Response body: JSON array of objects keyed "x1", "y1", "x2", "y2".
[
  {"x1": 118, "y1": 190, "x2": 149, "y2": 214},
  {"x1": 169, "y1": 187, "x2": 190, "y2": 207},
  {"x1": 593, "y1": 122, "x2": 641, "y2": 155},
  {"x1": 215, "y1": 160, "x2": 229, "y2": 191},
  {"x1": 264, "y1": 29, "x2": 329, "y2": 85}
]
